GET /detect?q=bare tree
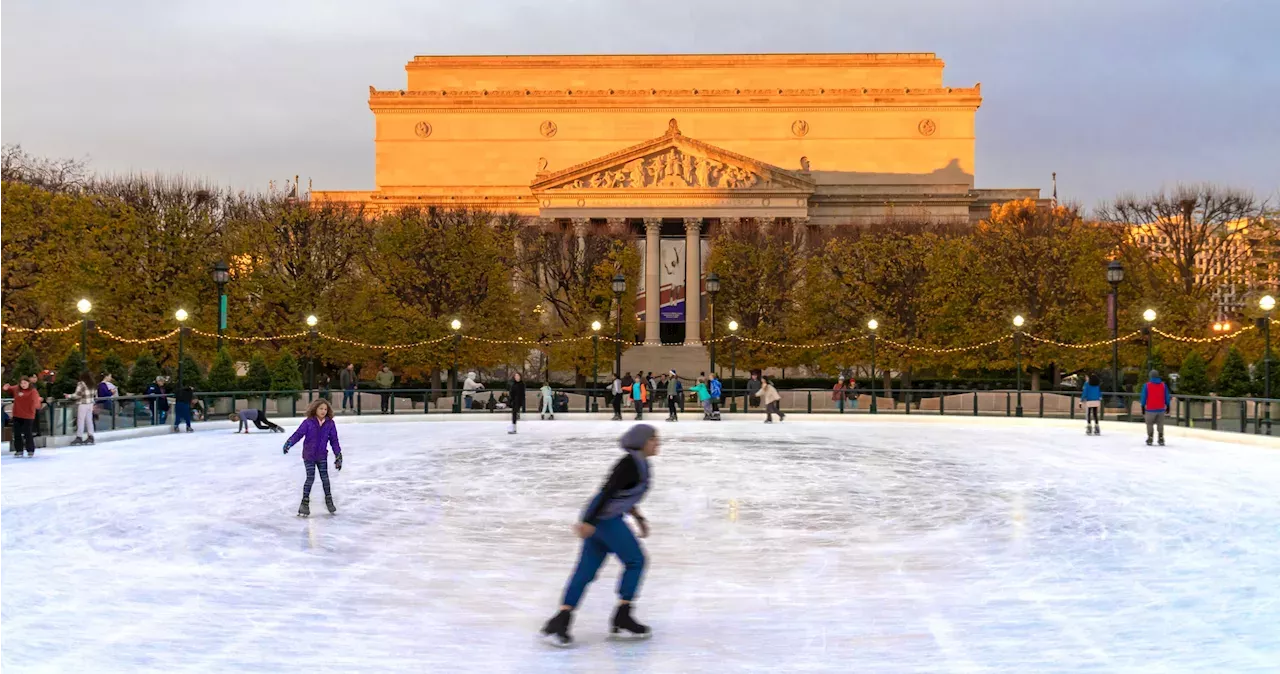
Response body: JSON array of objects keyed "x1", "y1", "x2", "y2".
[
  {"x1": 1, "y1": 144, "x2": 91, "y2": 192},
  {"x1": 1099, "y1": 185, "x2": 1270, "y2": 302}
]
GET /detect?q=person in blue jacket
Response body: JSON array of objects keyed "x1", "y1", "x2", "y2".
[
  {"x1": 1081, "y1": 373, "x2": 1103, "y2": 435},
  {"x1": 541, "y1": 425, "x2": 659, "y2": 647},
  {"x1": 707, "y1": 373, "x2": 723, "y2": 420}
]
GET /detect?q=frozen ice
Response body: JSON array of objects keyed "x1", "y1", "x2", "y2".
[{"x1": 4, "y1": 418, "x2": 1280, "y2": 673}]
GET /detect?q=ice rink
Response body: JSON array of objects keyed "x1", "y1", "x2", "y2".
[{"x1": 4, "y1": 417, "x2": 1280, "y2": 673}]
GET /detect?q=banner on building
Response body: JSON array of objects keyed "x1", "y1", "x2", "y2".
[{"x1": 637, "y1": 238, "x2": 710, "y2": 323}]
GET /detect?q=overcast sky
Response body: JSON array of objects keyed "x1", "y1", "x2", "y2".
[{"x1": 3, "y1": 0, "x2": 1277, "y2": 209}]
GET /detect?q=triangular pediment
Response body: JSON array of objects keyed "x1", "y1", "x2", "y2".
[{"x1": 531, "y1": 119, "x2": 814, "y2": 193}]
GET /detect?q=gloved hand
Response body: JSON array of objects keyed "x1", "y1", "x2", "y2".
[
  {"x1": 282, "y1": 442, "x2": 290, "y2": 455},
  {"x1": 334, "y1": 454, "x2": 343, "y2": 471}
]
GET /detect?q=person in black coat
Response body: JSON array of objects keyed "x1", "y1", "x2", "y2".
[
  {"x1": 146, "y1": 376, "x2": 170, "y2": 424},
  {"x1": 508, "y1": 372, "x2": 526, "y2": 435}
]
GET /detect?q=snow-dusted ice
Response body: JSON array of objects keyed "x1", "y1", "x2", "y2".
[{"x1": 4, "y1": 418, "x2": 1280, "y2": 673}]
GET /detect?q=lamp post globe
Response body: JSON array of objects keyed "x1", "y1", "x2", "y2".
[
  {"x1": 591, "y1": 320, "x2": 602, "y2": 332},
  {"x1": 450, "y1": 319, "x2": 462, "y2": 331},
  {"x1": 1013, "y1": 314, "x2": 1025, "y2": 328},
  {"x1": 175, "y1": 309, "x2": 189, "y2": 323},
  {"x1": 1262, "y1": 295, "x2": 1276, "y2": 312},
  {"x1": 1143, "y1": 309, "x2": 1156, "y2": 323},
  {"x1": 77, "y1": 299, "x2": 92, "y2": 314},
  {"x1": 728, "y1": 320, "x2": 738, "y2": 332}
]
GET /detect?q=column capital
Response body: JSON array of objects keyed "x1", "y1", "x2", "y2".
[
  {"x1": 571, "y1": 217, "x2": 590, "y2": 237},
  {"x1": 643, "y1": 217, "x2": 662, "y2": 233},
  {"x1": 683, "y1": 216, "x2": 702, "y2": 233}
]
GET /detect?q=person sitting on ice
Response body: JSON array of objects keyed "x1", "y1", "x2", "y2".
[
  {"x1": 462, "y1": 371, "x2": 485, "y2": 410},
  {"x1": 229, "y1": 408, "x2": 284, "y2": 433},
  {"x1": 541, "y1": 424, "x2": 659, "y2": 647}
]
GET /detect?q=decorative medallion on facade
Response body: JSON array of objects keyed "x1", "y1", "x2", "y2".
[
  {"x1": 791, "y1": 120, "x2": 810, "y2": 137},
  {"x1": 414, "y1": 121, "x2": 432, "y2": 138},
  {"x1": 917, "y1": 119, "x2": 937, "y2": 136},
  {"x1": 560, "y1": 148, "x2": 767, "y2": 190},
  {"x1": 539, "y1": 121, "x2": 558, "y2": 138}
]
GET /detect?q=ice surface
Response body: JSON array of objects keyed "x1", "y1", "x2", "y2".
[{"x1": 4, "y1": 419, "x2": 1280, "y2": 673}]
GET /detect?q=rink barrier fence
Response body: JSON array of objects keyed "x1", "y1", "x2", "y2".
[{"x1": 1, "y1": 387, "x2": 1274, "y2": 441}]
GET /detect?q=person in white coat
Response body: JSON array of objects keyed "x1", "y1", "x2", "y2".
[
  {"x1": 759, "y1": 376, "x2": 785, "y2": 424},
  {"x1": 462, "y1": 371, "x2": 485, "y2": 410},
  {"x1": 540, "y1": 382, "x2": 556, "y2": 420},
  {"x1": 65, "y1": 372, "x2": 98, "y2": 445},
  {"x1": 610, "y1": 374, "x2": 624, "y2": 421}
]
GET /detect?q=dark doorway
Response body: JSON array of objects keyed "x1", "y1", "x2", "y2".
[{"x1": 660, "y1": 322, "x2": 685, "y2": 344}]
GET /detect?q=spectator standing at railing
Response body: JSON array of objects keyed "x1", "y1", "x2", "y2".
[
  {"x1": 340, "y1": 364, "x2": 357, "y2": 412},
  {"x1": 746, "y1": 370, "x2": 762, "y2": 410},
  {"x1": 65, "y1": 372, "x2": 97, "y2": 445},
  {"x1": 376, "y1": 365, "x2": 395, "y2": 413},
  {"x1": 665, "y1": 370, "x2": 679, "y2": 421},
  {"x1": 318, "y1": 373, "x2": 332, "y2": 402},
  {"x1": 146, "y1": 376, "x2": 169, "y2": 424},
  {"x1": 4, "y1": 377, "x2": 42, "y2": 456},
  {"x1": 172, "y1": 383, "x2": 195, "y2": 433},
  {"x1": 97, "y1": 373, "x2": 118, "y2": 415},
  {"x1": 463, "y1": 371, "x2": 485, "y2": 410},
  {"x1": 645, "y1": 372, "x2": 657, "y2": 413},
  {"x1": 832, "y1": 376, "x2": 846, "y2": 412}
]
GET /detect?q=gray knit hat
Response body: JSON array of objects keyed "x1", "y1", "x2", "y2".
[
  {"x1": 619, "y1": 424, "x2": 657, "y2": 450},
  {"x1": 1149, "y1": 369, "x2": 1159, "y2": 379}
]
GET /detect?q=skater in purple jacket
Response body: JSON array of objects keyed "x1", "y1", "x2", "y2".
[{"x1": 283, "y1": 398, "x2": 344, "y2": 517}]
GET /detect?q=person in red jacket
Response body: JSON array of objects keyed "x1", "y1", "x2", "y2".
[
  {"x1": 4, "y1": 377, "x2": 42, "y2": 456},
  {"x1": 1139, "y1": 369, "x2": 1171, "y2": 446}
]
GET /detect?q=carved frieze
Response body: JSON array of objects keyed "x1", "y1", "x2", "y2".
[{"x1": 558, "y1": 147, "x2": 767, "y2": 191}]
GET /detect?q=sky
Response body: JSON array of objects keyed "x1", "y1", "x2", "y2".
[{"x1": 2, "y1": 0, "x2": 1277, "y2": 209}]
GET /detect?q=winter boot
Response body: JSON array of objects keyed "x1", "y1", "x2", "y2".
[
  {"x1": 298, "y1": 497, "x2": 311, "y2": 518},
  {"x1": 508, "y1": 424, "x2": 518, "y2": 435},
  {"x1": 325, "y1": 496, "x2": 337, "y2": 515},
  {"x1": 1086, "y1": 426, "x2": 1093, "y2": 436},
  {"x1": 1094, "y1": 424, "x2": 1101, "y2": 435},
  {"x1": 610, "y1": 603, "x2": 651, "y2": 640},
  {"x1": 540, "y1": 609, "x2": 574, "y2": 648}
]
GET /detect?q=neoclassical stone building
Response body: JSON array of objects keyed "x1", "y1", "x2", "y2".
[{"x1": 313, "y1": 53, "x2": 1043, "y2": 368}]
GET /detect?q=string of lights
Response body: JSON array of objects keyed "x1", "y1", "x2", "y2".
[
  {"x1": 1023, "y1": 330, "x2": 1143, "y2": 349},
  {"x1": 317, "y1": 332, "x2": 452, "y2": 350},
  {"x1": 0, "y1": 321, "x2": 82, "y2": 334},
  {"x1": 881, "y1": 335, "x2": 1013, "y2": 353},
  {"x1": 1153, "y1": 325, "x2": 1256, "y2": 344},
  {"x1": 188, "y1": 328, "x2": 309, "y2": 342},
  {"x1": 97, "y1": 328, "x2": 182, "y2": 344},
  {"x1": 737, "y1": 335, "x2": 867, "y2": 349}
]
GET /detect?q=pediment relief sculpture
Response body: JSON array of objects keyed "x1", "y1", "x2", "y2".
[{"x1": 557, "y1": 148, "x2": 767, "y2": 191}]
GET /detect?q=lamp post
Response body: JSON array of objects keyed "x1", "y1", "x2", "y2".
[
  {"x1": 1142, "y1": 309, "x2": 1157, "y2": 374},
  {"x1": 612, "y1": 274, "x2": 626, "y2": 378},
  {"x1": 706, "y1": 273, "x2": 720, "y2": 374},
  {"x1": 1013, "y1": 314, "x2": 1026, "y2": 417},
  {"x1": 1260, "y1": 294, "x2": 1275, "y2": 433},
  {"x1": 306, "y1": 315, "x2": 318, "y2": 401},
  {"x1": 212, "y1": 261, "x2": 230, "y2": 352},
  {"x1": 450, "y1": 319, "x2": 462, "y2": 413},
  {"x1": 591, "y1": 320, "x2": 602, "y2": 412},
  {"x1": 867, "y1": 319, "x2": 879, "y2": 414},
  {"x1": 728, "y1": 320, "x2": 739, "y2": 412},
  {"x1": 175, "y1": 309, "x2": 189, "y2": 389},
  {"x1": 76, "y1": 299, "x2": 92, "y2": 362},
  {"x1": 1107, "y1": 260, "x2": 1124, "y2": 394}
]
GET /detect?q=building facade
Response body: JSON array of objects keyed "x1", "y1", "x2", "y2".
[{"x1": 313, "y1": 53, "x2": 1043, "y2": 367}]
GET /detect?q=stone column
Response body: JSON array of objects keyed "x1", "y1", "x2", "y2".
[
  {"x1": 793, "y1": 217, "x2": 810, "y2": 253},
  {"x1": 683, "y1": 217, "x2": 702, "y2": 346},
  {"x1": 757, "y1": 216, "x2": 775, "y2": 238},
  {"x1": 643, "y1": 218, "x2": 662, "y2": 345},
  {"x1": 571, "y1": 217, "x2": 590, "y2": 265}
]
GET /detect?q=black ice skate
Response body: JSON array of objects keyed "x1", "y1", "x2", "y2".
[
  {"x1": 86, "y1": 436, "x2": 95, "y2": 445},
  {"x1": 70, "y1": 437, "x2": 84, "y2": 446},
  {"x1": 1146, "y1": 437, "x2": 1153, "y2": 446},
  {"x1": 298, "y1": 497, "x2": 310, "y2": 518},
  {"x1": 1086, "y1": 426, "x2": 1093, "y2": 435},
  {"x1": 610, "y1": 603, "x2": 650, "y2": 640},
  {"x1": 325, "y1": 496, "x2": 337, "y2": 515},
  {"x1": 540, "y1": 609, "x2": 574, "y2": 648},
  {"x1": 1158, "y1": 437, "x2": 1165, "y2": 446},
  {"x1": 549, "y1": 414, "x2": 555, "y2": 420},
  {"x1": 1093, "y1": 425, "x2": 1101, "y2": 435}
]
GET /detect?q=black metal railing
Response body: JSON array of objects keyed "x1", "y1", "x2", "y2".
[{"x1": 2, "y1": 387, "x2": 1274, "y2": 439}]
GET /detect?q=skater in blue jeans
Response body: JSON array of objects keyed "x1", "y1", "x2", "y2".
[{"x1": 541, "y1": 424, "x2": 658, "y2": 647}]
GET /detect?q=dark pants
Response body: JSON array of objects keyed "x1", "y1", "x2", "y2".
[
  {"x1": 152, "y1": 404, "x2": 168, "y2": 424},
  {"x1": 511, "y1": 406, "x2": 520, "y2": 426},
  {"x1": 1086, "y1": 405, "x2": 1101, "y2": 425},
  {"x1": 303, "y1": 459, "x2": 332, "y2": 499},
  {"x1": 633, "y1": 398, "x2": 643, "y2": 419},
  {"x1": 11, "y1": 417, "x2": 36, "y2": 454},
  {"x1": 667, "y1": 397, "x2": 678, "y2": 420},
  {"x1": 173, "y1": 402, "x2": 193, "y2": 430},
  {"x1": 612, "y1": 394, "x2": 623, "y2": 418},
  {"x1": 647, "y1": 392, "x2": 654, "y2": 413},
  {"x1": 561, "y1": 517, "x2": 645, "y2": 608},
  {"x1": 766, "y1": 401, "x2": 784, "y2": 422},
  {"x1": 253, "y1": 411, "x2": 282, "y2": 432},
  {"x1": 380, "y1": 391, "x2": 391, "y2": 413},
  {"x1": 342, "y1": 387, "x2": 355, "y2": 409}
]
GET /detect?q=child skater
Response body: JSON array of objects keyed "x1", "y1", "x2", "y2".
[
  {"x1": 1081, "y1": 373, "x2": 1103, "y2": 435},
  {"x1": 540, "y1": 380, "x2": 555, "y2": 420},
  {"x1": 541, "y1": 424, "x2": 659, "y2": 647},
  {"x1": 229, "y1": 408, "x2": 284, "y2": 433},
  {"x1": 283, "y1": 398, "x2": 343, "y2": 517}
]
